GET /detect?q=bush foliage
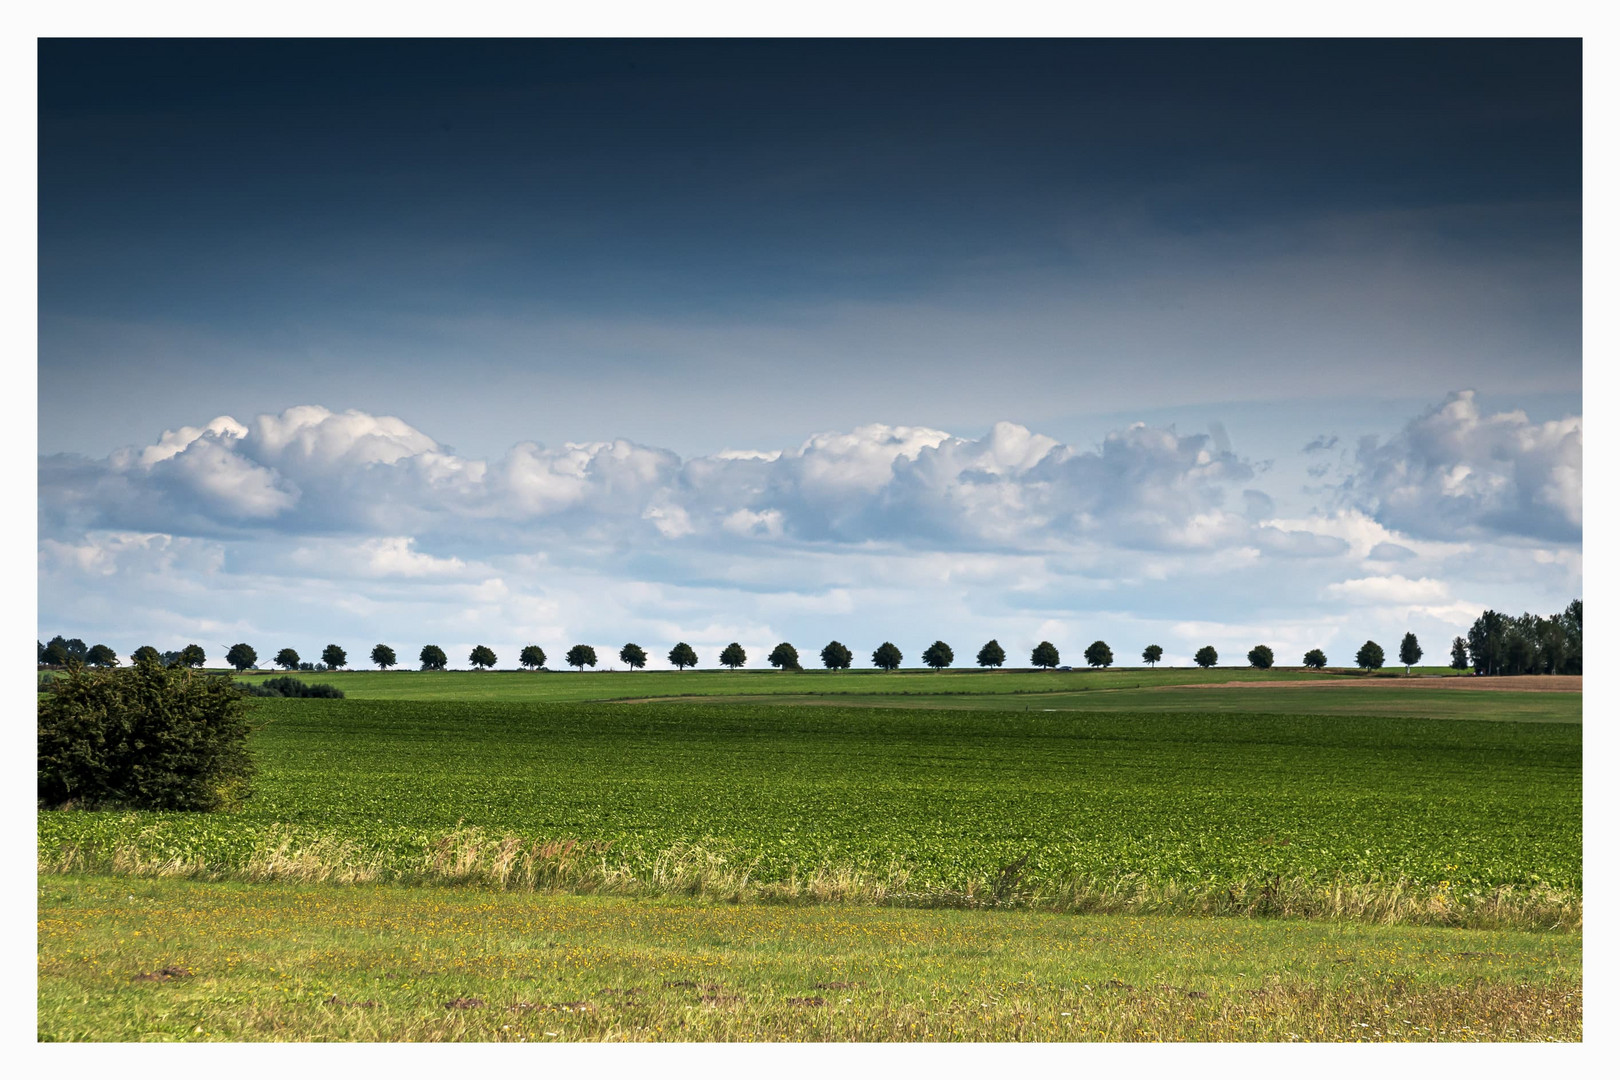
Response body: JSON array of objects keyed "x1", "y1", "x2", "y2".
[
  {"x1": 240, "y1": 676, "x2": 344, "y2": 699},
  {"x1": 38, "y1": 658, "x2": 256, "y2": 811}
]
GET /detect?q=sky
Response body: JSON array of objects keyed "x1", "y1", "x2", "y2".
[{"x1": 37, "y1": 38, "x2": 1582, "y2": 669}]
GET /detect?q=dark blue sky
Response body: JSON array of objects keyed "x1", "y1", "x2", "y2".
[{"x1": 40, "y1": 39, "x2": 1579, "y2": 458}]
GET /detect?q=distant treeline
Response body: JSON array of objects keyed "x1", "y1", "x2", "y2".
[
  {"x1": 1454, "y1": 600, "x2": 1581, "y2": 676},
  {"x1": 37, "y1": 599, "x2": 1580, "y2": 676}
]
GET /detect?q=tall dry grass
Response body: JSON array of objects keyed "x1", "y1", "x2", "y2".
[{"x1": 38, "y1": 825, "x2": 1579, "y2": 932}]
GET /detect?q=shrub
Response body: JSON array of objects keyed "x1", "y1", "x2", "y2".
[
  {"x1": 240, "y1": 676, "x2": 344, "y2": 699},
  {"x1": 38, "y1": 657, "x2": 256, "y2": 811}
]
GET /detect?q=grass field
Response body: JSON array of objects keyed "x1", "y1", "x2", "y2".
[
  {"x1": 224, "y1": 665, "x2": 1581, "y2": 723},
  {"x1": 38, "y1": 875, "x2": 1581, "y2": 1042},
  {"x1": 39, "y1": 667, "x2": 1581, "y2": 1040},
  {"x1": 40, "y1": 697, "x2": 1581, "y2": 925}
]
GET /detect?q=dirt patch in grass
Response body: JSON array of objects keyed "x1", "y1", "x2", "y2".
[{"x1": 1185, "y1": 676, "x2": 1580, "y2": 693}]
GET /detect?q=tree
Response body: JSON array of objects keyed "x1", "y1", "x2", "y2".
[
  {"x1": 1302, "y1": 648, "x2": 1327, "y2": 669},
  {"x1": 419, "y1": 644, "x2": 448, "y2": 671},
  {"x1": 1398, "y1": 632, "x2": 1422, "y2": 673},
  {"x1": 274, "y1": 648, "x2": 301, "y2": 670},
  {"x1": 225, "y1": 643, "x2": 259, "y2": 672},
  {"x1": 38, "y1": 653, "x2": 255, "y2": 811},
  {"x1": 179, "y1": 644, "x2": 207, "y2": 669},
  {"x1": 1142, "y1": 644, "x2": 1163, "y2": 667},
  {"x1": 519, "y1": 645, "x2": 547, "y2": 670},
  {"x1": 46, "y1": 636, "x2": 89, "y2": 665},
  {"x1": 1355, "y1": 640, "x2": 1385, "y2": 671},
  {"x1": 1246, "y1": 645, "x2": 1273, "y2": 670},
  {"x1": 41, "y1": 640, "x2": 71, "y2": 667},
  {"x1": 820, "y1": 641, "x2": 852, "y2": 670},
  {"x1": 768, "y1": 642, "x2": 801, "y2": 670},
  {"x1": 1450, "y1": 637, "x2": 1469, "y2": 670},
  {"x1": 371, "y1": 644, "x2": 397, "y2": 670},
  {"x1": 132, "y1": 646, "x2": 161, "y2": 666},
  {"x1": 872, "y1": 642, "x2": 903, "y2": 671},
  {"x1": 921, "y1": 641, "x2": 954, "y2": 670},
  {"x1": 719, "y1": 642, "x2": 747, "y2": 670},
  {"x1": 668, "y1": 642, "x2": 698, "y2": 671},
  {"x1": 321, "y1": 644, "x2": 347, "y2": 670},
  {"x1": 1193, "y1": 645, "x2": 1218, "y2": 669},
  {"x1": 976, "y1": 640, "x2": 1005, "y2": 668},
  {"x1": 1084, "y1": 640, "x2": 1113, "y2": 668},
  {"x1": 1467, "y1": 610, "x2": 1507, "y2": 675},
  {"x1": 85, "y1": 644, "x2": 119, "y2": 668},
  {"x1": 1030, "y1": 641, "x2": 1060, "y2": 669},
  {"x1": 619, "y1": 643, "x2": 648, "y2": 670},
  {"x1": 469, "y1": 645, "x2": 497, "y2": 670},
  {"x1": 566, "y1": 644, "x2": 598, "y2": 671}
]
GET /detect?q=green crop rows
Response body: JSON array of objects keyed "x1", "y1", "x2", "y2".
[{"x1": 38, "y1": 699, "x2": 1581, "y2": 898}]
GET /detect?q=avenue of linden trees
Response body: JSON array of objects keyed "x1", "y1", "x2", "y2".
[{"x1": 36, "y1": 599, "x2": 1583, "y2": 679}]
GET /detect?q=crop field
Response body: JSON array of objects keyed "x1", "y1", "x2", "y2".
[
  {"x1": 38, "y1": 875, "x2": 1581, "y2": 1042},
  {"x1": 39, "y1": 695, "x2": 1581, "y2": 927}
]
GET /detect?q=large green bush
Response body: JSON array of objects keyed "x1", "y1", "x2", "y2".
[{"x1": 37, "y1": 657, "x2": 256, "y2": 811}]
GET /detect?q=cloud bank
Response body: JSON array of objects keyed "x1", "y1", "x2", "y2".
[{"x1": 38, "y1": 397, "x2": 1581, "y2": 669}]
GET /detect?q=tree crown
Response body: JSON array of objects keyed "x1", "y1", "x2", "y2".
[
  {"x1": 872, "y1": 642, "x2": 903, "y2": 670},
  {"x1": 1247, "y1": 645, "x2": 1274, "y2": 670},
  {"x1": 1030, "y1": 641, "x2": 1060, "y2": 669},
  {"x1": 519, "y1": 645, "x2": 548, "y2": 669},
  {"x1": 1193, "y1": 645, "x2": 1218, "y2": 668},
  {"x1": 719, "y1": 642, "x2": 747, "y2": 669},
  {"x1": 768, "y1": 642, "x2": 800, "y2": 670},
  {"x1": 975, "y1": 639, "x2": 1005, "y2": 667},
  {"x1": 566, "y1": 644, "x2": 598, "y2": 670},
  {"x1": 1084, "y1": 640, "x2": 1113, "y2": 668},
  {"x1": 921, "y1": 641, "x2": 954, "y2": 669},
  {"x1": 820, "y1": 641, "x2": 852, "y2": 670},
  {"x1": 619, "y1": 643, "x2": 648, "y2": 669},
  {"x1": 668, "y1": 642, "x2": 698, "y2": 669}
]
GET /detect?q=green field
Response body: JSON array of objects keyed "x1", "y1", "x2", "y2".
[
  {"x1": 40, "y1": 694, "x2": 1581, "y2": 923},
  {"x1": 38, "y1": 874, "x2": 1581, "y2": 1042},
  {"x1": 224, "y1": 665, "x2": 1580, "y2": 723}
]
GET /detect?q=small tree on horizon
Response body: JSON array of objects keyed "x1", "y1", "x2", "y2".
[
  {"x1": 1450, "y1": 636, "x2": 1469, "y2": 670},
  {"x1": 321, "y1": 644, "x2": 347, "y2": 671},
  {"x1": 1194, "y1": 645, "x2": 1218, "y2": 669},
  {"x1": 872, "y1": 642, "x2": 903, "y2": 671},
  {"x1": 519, "y1": 645, "x2": 547, "y2": 670},
  {"x1": 566, "y1": 644, "x2": 598, "y2": 672},
  {"x1": 419, "y1": 644, "x2": 448, "y2": 671},
  {"x1": 1084, "y1": 640, "x2": 1113, "y2": 668},
  {"x1": 225, "y1": 643, "x2": 259, "y2": 672},
  {"x1": 1399, "y1": 632, "x2": 1423, "y2": 674},
  {"x1": 976, "y1": 640, "x2": 1005, "y2": 668},
  {"x1": 274, "y1": 648, "x2": 301, "y2": 670},
  {"x1": 719, "y1": 642, "x2": 748, "y2": 670},
  {"x1": 469, "y1": 645, "x2": 497, "y2": 670},
  {"x1": 922, "y1": 641, "x2": 954, "y2": 670},
  {"x1": 1303, "y1": 648, "x2": 1327, "y2": 669},
  {"x1": 86, "y1": 644, "x2": 119, "y2": 668},
  {"x1": 1247, "y1": 645, "x2": 1274, "y2": 670},
  {"x1": 620, "y1": 643, "x2": 648, "y2": 670},
  {"x1": 820, "y1": 641, "x2": 852, "y2": 670},
  {"x1": 768, "y1": 642, "x2": 801, "y2": 670},
  {"x1": 668, "y1": 642, "x2": 698, "y2": 670},
  {"x1": 1356, "y1": 640, "x2": 1386, "y2": 671},
  {"x1": 132, "y1": 646, "x2": 161, "y2": 666},
  {"x1": 179, "y1": 644, "x2": 207, "y2": 669},
  {"x1": 1142, "y1": 644, "x2": 1163, "y2": 667},
  {"x1": 1030, "y1": 641, "x2": 1060, "y2": 669},
  {"x1": 371, "y1": 644, "x2": 397, "y2": 671}
]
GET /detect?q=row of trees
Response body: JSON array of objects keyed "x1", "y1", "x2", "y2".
[
  {"x1": 1450, "y1": 600, "x2": 1581, "y2": 676},
  {"x1": 40, "y1": 603, "x2": 1579, "y2": 675}
]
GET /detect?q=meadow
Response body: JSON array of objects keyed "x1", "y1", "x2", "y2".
[
  {"x1": 38, "y1": 875, "x2": 1581, "y2": 1042},
  {"x1": 39, "y1": 682, "x2": 1581, "y2": 927}
]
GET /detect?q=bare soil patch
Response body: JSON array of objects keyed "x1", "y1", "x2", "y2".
[{"x1": 1182, "y1": 676, "x2": 1580, "y2": 693}]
